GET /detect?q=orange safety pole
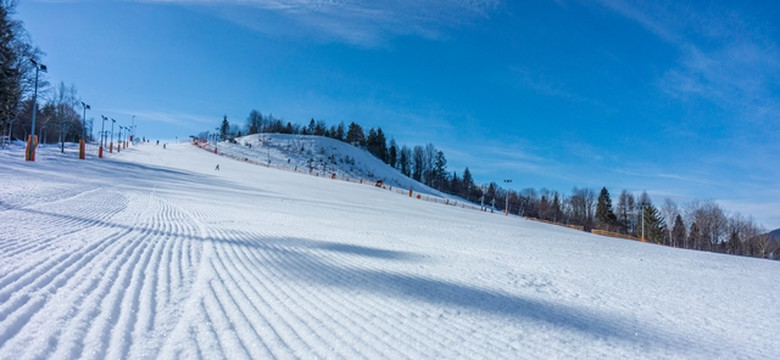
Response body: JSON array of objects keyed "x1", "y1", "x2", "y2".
[{"x1": 25, "y1": 135, "x2": 37, "y2": 161}]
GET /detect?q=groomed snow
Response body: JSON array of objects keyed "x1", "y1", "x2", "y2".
[
  {"x1": 212, "y1": 134, "x2": 447, "y2": 197},
  {"x1": 1, "y1": 141, "x2": 778, "y2": 359}
]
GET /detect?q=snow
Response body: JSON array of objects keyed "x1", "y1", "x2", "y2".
[
  {"x1": 1, "y1": 140, "x2": 778, "y2": 359},
  {"x1": 211, "y1": 134, "x2": 447, "y2": 197}
]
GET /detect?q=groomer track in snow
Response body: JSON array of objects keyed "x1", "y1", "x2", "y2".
[{"x1": 1, "y1": 142, "x2": 778, "y2": 359}]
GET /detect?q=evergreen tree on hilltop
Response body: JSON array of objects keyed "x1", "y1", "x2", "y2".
[
  {"x1": 388, "y1": 138, "x2": 398, "y2": 168},
  {"x1": 314, "y1": 120, "x2": 327, "y2": 136},
  {"x1": 366, "y1": 127, "x2": 377, "y2": 152},
  {"x1": 219, "y1": 115, "x2": 230, "y2": 141},
  {"x1": 303, "y1": 118, "x2": 315, "y2": 135},
  {"x1": 375, "y1": 128, "x2": 388, "y2": 162},
  {"x1": 431, "y1": 150, "x2": 448, "y2": 191},
  {"x1": 345, "y1": 122, "x2": 365, "y2": 146},
  {"x1": 366, "y1": 127, "x2": 388, "y2": 162},
  {"x1": 461, "y1": 167, "x2": 475, "y2": 201},
  {"x1": 398, "y1": 145, "x2": 411, "y2": 177},
  {"x1": 333, "y1": 122, "x2": 345, "y2": 141},
  {"x1": 596, "y1": 187, "x2": 617, "y2": 230},
  {"x1": 449, "y1": 171, "x2": 462, "y2": 197},
  {"x1": 246, "y1": 110, "x2": 263, "y2": 135},
  {"x1": 411, "y1": 145, "x2": 425, "y2": 182}
]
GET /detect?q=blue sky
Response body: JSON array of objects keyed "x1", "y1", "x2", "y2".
[{"x1": 16, "y1": 0, "x2": 780, "y2": 229}]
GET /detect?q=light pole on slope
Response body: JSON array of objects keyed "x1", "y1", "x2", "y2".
[
  {"x1": 504, "y1": 179, "x2": 513, "y2": 216},
  {"x1": 26, "y1": 59, "x2": 47, "y2": 161}
]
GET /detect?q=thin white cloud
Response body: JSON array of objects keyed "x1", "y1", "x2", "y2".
[
  {"x1": 133, "y1": 0, "x2": 501, "y2": 46},
  {"x1": 592, "y1": 0, "x2": 780, "y2": 125},
  {"x1": 105, "y1": 108, "x2": 216, "y2": 129},
  {"x1": 661, "y1": 43, "x2": 780, "y2": 123}
]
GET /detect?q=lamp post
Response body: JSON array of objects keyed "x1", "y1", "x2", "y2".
[
  {"x1": 503, "y1": 179, "x2": 513, "y2": 216},
  {"x1": 641, "y1": 205, "x2": 646, "y2": 242},
  {"x1": 110, "y1": 118, "x2": 116, "y2": 153},
  {"x1": 480, "y1": 185, "x2": 486, "y2": 211},
  {"x1": 79, "y1": 102, "x2": 90, "y2": 160},
  {"x1": 100, "y1": 116, "x2": 106, "y2": 147},
  {"x1": 80, "y1": 102, "x2": 90, "y2": 141},
  {"x1": 99, "y1": 115, "x2": 107, "y2": 157},
  {"x1": 131, "y1": 115, "x2": 135, "y2": 143},
  {"x1": 26, "y1": 59, "x2": 47, "y2": 161},
  {"x1": 117, "y1": 125, "x2": 123, "y2": 153},
  {"x1": 40, "y1": 125, "x2": 48, "y2": 145}
]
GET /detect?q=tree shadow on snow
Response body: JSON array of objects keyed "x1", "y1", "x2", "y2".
[
  {"x1": 198, "y1": 232, "x2": 684, "y2": 351},
  {"x1": 6, "y1": 206, "x2": 681, "y2": 352},
  {"x1": 280, "y1": 247, "x2": 678, "y2": 350}
]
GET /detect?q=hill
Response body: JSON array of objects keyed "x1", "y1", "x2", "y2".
[
  {"x1": 0, "y1": 141, "x2": 778, "y2": 359},
  {"x1": 214, "y1": 133, "x2": 447, "y2": 197}
]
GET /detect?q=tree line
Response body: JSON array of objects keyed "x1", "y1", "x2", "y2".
[
  {"x1": 204, "y1": 109, "x2": 778, "y2": 261},
  {"x1": 1, "y1": 1, "x2": 91, "y2": 150},
  {"x1": 203, "y1": 110, "x2": 481, "y2": 199}
]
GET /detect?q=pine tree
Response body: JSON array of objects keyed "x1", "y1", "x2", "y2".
[
  {"x1": 345, "y1": 122, "x2": 365, "y2": 146},
  {"x1": 461, "y1": 167, "x2": 474, "y2": 201},
  {"x1": 551, "y1": 192, "x2": 563, "y2": 222},
  {"x1": 304, "y1": 118, "x2": 315, "y2": 135},
  {"x1": 431, "y1": 150, "x2": 448, "y2": 191},
  {"x1": 365, "y1": 127, "x2": 388, "y2": 162},
  {"x1": 388, "y1": 138, "x2": 398, "y2": 168},
  {"x1": 595, "y1": 187, "x2": 616, "y2": 230},
  {"x1": 672, "y1": 214, "x2": 686, "y2": 248},
  {"x1": 689, "y1": 221, "x2": 702, "y2": 250},
  {"x1": 641, "y1": 204, "x2": 665, "y2": 243},
  {"x1": 246, "y1": 110, "x2": 263, "y2": 134},
  {"x1": 398, "y1": 145, "x2": 411, "y2": 176},
  {"x1": 218, "y1": 115, "x2": 230, "y2": 141},
  {"x1": 0, "y1": 1, "x2": 29, "y2": 138},
  {"x1": 334, "y1": 122, "x2": 345, "y2": 141},
  {"x1": 412, "y1": 145, "x2": 424, "y2": 182},
  {"x1": 0, "y1": 3, "x2": 17, "y2": 132},
  {"x1": 375, "y1": 128, "x2": 387, "y2": 162},
  {"x1": 314, "y1": 119, "x2": 326, "y2": 136},
  {"x1": 449, "y1": 171, "x2": 462, "y2": 196}
]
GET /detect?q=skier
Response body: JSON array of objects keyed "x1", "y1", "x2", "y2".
[{"x1": 215, "y1": 164, "x2": 220, "y2": 171}]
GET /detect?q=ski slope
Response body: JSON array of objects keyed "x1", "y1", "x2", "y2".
[
  {"x1": 1, "y1": 141, "x2": 778, "y2": 359},
  {"x1": 213, "y1": 134, "x2": 446, "y2": 197}
]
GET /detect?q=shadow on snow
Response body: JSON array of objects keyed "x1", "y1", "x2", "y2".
[{"x1": 9, "y1": 207, "x2": 681, "y2": 352}]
